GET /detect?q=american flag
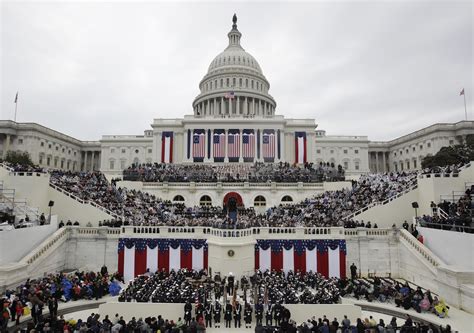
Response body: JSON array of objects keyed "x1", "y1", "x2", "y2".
[
  {"x1": 193, "y1": 132, "x2": 205, "y2": 158},
  {"x1": 262, "y1": 132, "x2": 275, "y2": 160},
  {"x1": 242, "y1": 132, "x2": 255, "y2": 159},
  {"x1": 213, "y1": 132, "x2": 225, "y2": 159},
  {"x1": 225, "y1": 91, "x2": 235, "y2": 99},
  {"x1": 228, "y1": 132, "x2": 240, "y2": 159}
]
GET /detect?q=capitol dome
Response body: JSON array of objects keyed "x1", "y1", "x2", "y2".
[{"x1": 192, "y1": 14, "x2": 276, "y2": 118}]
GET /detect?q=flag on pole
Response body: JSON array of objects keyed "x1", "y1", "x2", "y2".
[
  {"x1": 14, "y1": 92, "x2": 18, "y2": 103},
  {"x1": 225, "y1": 91, "x2": 235, "y2": 99},
  {"x1": 460, "y1": 88, "x2": 465, "y2": 96}
]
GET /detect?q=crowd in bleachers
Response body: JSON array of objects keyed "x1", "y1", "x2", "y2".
[
  {"x1": 49, "y1": 170, "x2": 417, "y2": 229},
  {"x1": 418, "y1": 185, "x2": 473, "y2": 233},
  {"x1": 122, "y1": 162, "x2": 345, "y2": 183},
  {"x1": 420, "y1": 163, "x2": 464, "y2": 176}
]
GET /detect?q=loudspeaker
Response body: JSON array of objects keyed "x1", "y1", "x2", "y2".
[
  {"x1": 411, "y1": 202, "x2": 419, "y2": 209},
  {"x1": 48, "y1": 200, "x2": 55, "y2": 207}
]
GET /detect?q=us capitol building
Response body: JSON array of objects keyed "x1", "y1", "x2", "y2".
[{"x1": 0, "y1": 15, "x2": 473, "y2": 175}]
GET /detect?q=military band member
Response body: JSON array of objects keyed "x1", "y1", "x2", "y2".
[
  {"x1": 233, "y1": 300, "x2": 242, "y2": 328},
  {"x1": 255, "y1": 301, "x2": 263, "y2": 326},
  {"x1": 204, "y1": 301, "x2": 213, "y2": 327},
  {"x1": 224, "y1": 301, "x2": 233, "y2": 328},
  {"x1": 244, "y1": 302, "x2": 253, "y2": 328},
  {"x1": 213, "y1": 300, "x2": 222, "y2": 328},
  {"x1": 265, "y1": 303, "x2": 273, "y2": 326}
]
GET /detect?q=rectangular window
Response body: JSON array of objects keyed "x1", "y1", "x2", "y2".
[
  {"x1": 427, "y1": 142, "x2": 431, "y2": 148},
  {"x1": 354, "y1": 150, "x2": 359, "y2": 154},
  {"x1": 61, "y1": 160, "x2": 64, "y2": 168},
  {"x1": 40, "y1": 142, "x2": 44, "y2": 147},
  {"x1": 355, "y1": 162, "x2": 360, "y2": 170},
  {"x1": 111, "y1": 148, "x2": 115, "y2": 153},
  {"x1": 48, "y1": 144, "x2": 52, "y2": 149},
  {"x1": 18, "y1": 139, "x2": 23, "y2": 144},
  {"x1": 47, "y1": 157, "x2": 50, "y2": 166},
  {"x1": 148, "y1": 148, "x2": 152, "y2": 154},
  {"x1": 330, "y1": 150, "x2": 334, "y2": 154},
  {"x1": 121, "y1": 149, "x2": 126, "y2": 154},
  {"x1": 407, "y1": 161, "x2": 410, "y2": 169},
  {"x1": 110, "y1": 160, "x2": 115, "y2": 170},
  {"x1": 420, "y1": 145, "x2": 423, "y2": 150},
  {"x1": 413, "y1": 160, "x2": 417, "y2": 168},
  {"x1": 39, "y1": 156, "x2": 43, "y2": 164},
  {"x1": 449, "y1": 140, "x2": 454, "y2": 145},
  {"x1": 412, "y1": 147, "x2": 415, "y2": 152},
  {"x1": 343, "y1": 161, "x2": 348, "y2": 169},
  {"x1": 343, "y1": 149, "x2": 348, "y2": 154},
  {"x1": 120, "y1": 160, "x2": 126, "y2": 170},
  {"x1": 316, "y1": 149, "x2": 321, "y2": 154}
]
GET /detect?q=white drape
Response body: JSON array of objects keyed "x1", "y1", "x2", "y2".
[
  {"x1": 124, "y1": 245, "x2": 135, "y2": 282},
  {"x1": 297, "y1": 137, "x2": 304, "y2": 164},
  {"x1": 146, "y1": 246, "x2": 158, "y2": 274},
  {"x1": 283, "y1": 247, "x2": 294, "y2": 273},
  {"x1": 169, "y1": 246, "x2": 181, "y2": 272},
  {"x1": 192, "y1": 246, "x2": 204, "y2": 271},
  {"x1": 259, "y1": 247, "x2": 271, "y2": 272},
  {"x1": 164, "y1": 136, "x2": 171, "y2": 163},
  {"x1": 328, "y1": 246, "x2": 340, "y2": 278},
  {"x1": 305, "y1": 247, "x2": 317, "y2": 273}
]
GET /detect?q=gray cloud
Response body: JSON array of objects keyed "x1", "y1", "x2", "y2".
[{"x1": 1, "y1": 1, "x2": 472, "y2": 141}]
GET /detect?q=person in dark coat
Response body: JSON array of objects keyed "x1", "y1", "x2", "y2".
[
  {"x1": 224, "y1": 302, "x2": 232, "y2": 328},
  {"x1": 204, "y1": 301, "x2": 212, "y2": 328},
  {"x1": 244, "y1": 302, "x2": 253, "y2": 328},
  {"x1": 184, "y1": 300, "x2": 192, "y2": 325},
  {"x1": 213, "y1": 300, "x2": 221, "y2": 328},
  {"x1": 195, "y1": 302, "x2": 204, "y2": 321},
  {"x1": 47, "y1": 297, "x2": 58, "y2": 319},
  {"x1": 255, "y1": 302, "x2": 263, "y2": 326},
  {"x1": 350, "y1": 263, "x2": 358, "y2": 279}
]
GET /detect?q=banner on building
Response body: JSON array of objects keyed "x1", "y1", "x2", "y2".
[
  {"x1": 193, "y1": 129, "x2": 206, "y2": 162},
  {"x1": 242, "y1": 129, "x2": 255, "y2": 162},
  {"x1": 295, "y1": 132, "x2": 307, "y2": 164},
  {"x1": 262, "y1": 129, "x2": 275, "y2": 162},
  {"x1": 161, "y1": 132, "x2": 173, "y2": 163},
  {"x1": 118, "y1": 238, "x2": 208, "y2": 282},
  {"x1": 254, "y1": 239, "x2": 346, "y2": 278},
  {"x1": 213, "y1": 129, "x2": 226, "y2": 162},
  {"x1": 228, "y1": 129, "x2": 240, "y2": 162}
]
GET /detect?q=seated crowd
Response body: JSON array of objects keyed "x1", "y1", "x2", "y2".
[
  {"x1": 122, "y1": 162, "x2": 345, "y2": 183},
  {"x1": 117, "y1": 268, "x2": 449, "y2": 319},
  {"x1": 49, "y1": 170, "x2": 417, "y2": 229}
]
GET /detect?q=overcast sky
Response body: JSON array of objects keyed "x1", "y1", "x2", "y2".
[{"x1": 1, "y1": 1, "x2": 472, "y2": 141}]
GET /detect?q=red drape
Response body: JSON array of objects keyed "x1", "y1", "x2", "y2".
[
  {"x1": 255, "y1": 248, "x2": 260, "y2": 270},
  {"x1": 294, "y1": 136, "x2": 298, "y2": 164},
  {"x1": 158, "y1": 249, "x2": 169, "y2": 273},
  {"x1": 339, "y1": 251, "x2": 346, "y2": 279},
  {"x1": 317, "y1": 250, "x2": 329, "y2": 278},
  {"x1": 204, "y1": 248, "x2": 208, "y2": 269},
  {"x1": 161, "y1": 135, "x2": 165, "y2": 163},
  {"x1": 271, "y1": 251, "x2": 283, "y2": 272},
  {"x1": 118, "y1": 250, "x2": 124, "y2": 277},
  {"x1": 170, "y1": 135, "x2": 173, "y2": 163},
  {"x1": 303, "y1": 136, "x2": 307, "y2": 163},
  {"x1": 294, "y1": 251, "x2": 306, "y2": 274},
  {"x1": 134, "y1": 248, "x2": 147, "y2": 277},
  {"x1": 181, "y1": 249, "x2": 193, "y2": 270}
]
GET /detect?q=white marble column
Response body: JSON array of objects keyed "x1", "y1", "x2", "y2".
[
  {"x1": 84, "y1": 151, "x2": 88, "y2": 171},
  {"x1": 237, "y1": 97, "x2": 240, "y2": 115},
  {"x1": 229, "y1": 98, "x2": 233, "y2": 115},
  {"x1": 244, "y1": 97, "x2": 248, "y2": 115},
  {"x1": 375, "y1": 152, "x2": 379, "y2": 173},
  {"x1": 214, "y1": 98, "x2": 217, "y2": 117},
  {"x1": 252, "y1": 98, "x2": 255, "y2": 116}
]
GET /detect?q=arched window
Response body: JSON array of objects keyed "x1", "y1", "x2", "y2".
[
  {"x1": 281, "y1": 195, "x2": 293, "y2": 203},
  {"x1": 200, "y1": 195, "x2": 212, "y2": 206},
  {"x1": 254, "y1": 195, "x2": 266, "y2": 207},
  {"x1": 173, "y1": 195, "x2": 185, "y2": 202}
]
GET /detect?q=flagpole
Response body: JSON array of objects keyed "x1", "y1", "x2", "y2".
[
  {"x1": 14, "y1": 102, "x2": 17, "y2": 122},
  {"x1": 464, "y1": 91, "x2": 467, "y2": 120}
]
